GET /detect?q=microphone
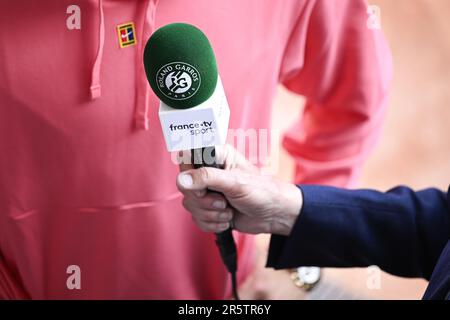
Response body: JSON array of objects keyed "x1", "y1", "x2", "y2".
[{"x1": 143, "y1": 23, "x2": 239, "y2": 300}]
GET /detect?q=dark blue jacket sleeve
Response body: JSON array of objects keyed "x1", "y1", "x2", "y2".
[{"x1": 267, "y1": 185, "x2": 450, "y2": 280}]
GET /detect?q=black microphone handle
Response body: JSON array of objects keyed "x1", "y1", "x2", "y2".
[{"x1": 191, "y1": 147, "x2": 238, "y2": 274}]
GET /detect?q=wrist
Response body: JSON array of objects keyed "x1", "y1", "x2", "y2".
[{"x1": 270, "y1": 183, "x2": 303, "y2": 236}]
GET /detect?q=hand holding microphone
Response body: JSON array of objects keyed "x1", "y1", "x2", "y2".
[{"x1": 176, "y1": 145, "x2": 303, "y2": 237}]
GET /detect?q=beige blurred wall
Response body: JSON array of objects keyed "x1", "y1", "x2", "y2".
[
  {"x1": 245, "y1": 0, "x2": 450, "y2": 300},
  {"x1": 360, "y1": 0, "x2": 450, "y2": 191}
]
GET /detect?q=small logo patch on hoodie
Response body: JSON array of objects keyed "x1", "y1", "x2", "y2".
[{"x1": 117, "y1": 22, "x2": 136, "y2": 48}]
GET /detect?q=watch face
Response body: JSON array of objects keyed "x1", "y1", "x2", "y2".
[{"x1": 297, "y1": 267, "x2": 321, "y2": 284}]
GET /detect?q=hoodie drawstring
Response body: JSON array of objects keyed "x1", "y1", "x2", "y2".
[
  {"x1": 89, "y1": 0, "x2": 158, "y2": 131},
  {"x1": 135, "y1": 0, "x2": 159, "y2": 130},
  {"x1": 90, "y1": 0, "x2": 105, "y2": 99}
]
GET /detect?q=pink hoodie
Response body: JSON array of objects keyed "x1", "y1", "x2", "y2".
[{"x1": 0, "y1": 0, "x2": 391, "y2": 299}]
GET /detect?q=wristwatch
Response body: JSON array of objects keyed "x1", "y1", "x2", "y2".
[{"x1": 290, "y1": 267, "x2": 321, "y2": 291}]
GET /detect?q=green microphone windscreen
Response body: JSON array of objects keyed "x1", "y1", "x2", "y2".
[{"x1": 143, "y1": 23, "x2": 218, "y2": 109}]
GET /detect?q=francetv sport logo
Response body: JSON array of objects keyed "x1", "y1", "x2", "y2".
[
  {"x1": 169, "y1": 121, "x2": 213, "y2": 136},
  {"x1": 156, "y1": 62, "x2": 201, "y2": 100}
]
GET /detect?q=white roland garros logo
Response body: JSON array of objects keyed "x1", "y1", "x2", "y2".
[{"x1": 156, "y1": 62, "x2": 201, "y2": 100}]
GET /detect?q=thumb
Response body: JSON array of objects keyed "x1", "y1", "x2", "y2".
[{"x1": 176, "y1": 167, "x2": 243, "y2": 197}]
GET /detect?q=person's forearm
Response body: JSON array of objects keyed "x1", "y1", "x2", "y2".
[{"x1": 268, "y1": 185, "x2": 450, "y2": 280}]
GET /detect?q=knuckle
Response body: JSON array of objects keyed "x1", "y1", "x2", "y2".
[
  {"x1": 209, "y1": 211, "x2": 222, "y2": 222},
  {"x1": 195, "y1": 219, "x2": 218, "y2": 233},
  {"x1": 191, "y1": 216, "x2": 204, "y2": 228},
  {"x1": 192, "y1": 212, "x2": 207, "y2": 224},
  {"x1": 198, "y1": 167, "x2": 212, "y2": 182},
  {"x1": 181, "y1": 198, "x2": 188, "y2": 209},
  {"x1": 182, "y1": 198, "x2": 196, "y2": 214},
  {"x1": 199, "y1": 222, "x2": 213, "y2": 232},
  {"x1": 197, "y1": 209, "x2": 209, "y2": 219},
  {"x1": 181, "y1": 197, "x2": 189, "y2": 209},
  {"x1": 197, "y1": 196, "x2": 210, "y2": 209}
]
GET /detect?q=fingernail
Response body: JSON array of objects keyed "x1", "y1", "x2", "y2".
[
  {"x1": 219, "y1": 223, "x2": 229, "y2": 230},
  {"x1": 212, "y1": 200, "x2": 226, "y2": 209},
  {"x1": 178, "y1": 173, "x2": 193, "y2": 188},
  {"x1": 218, "y1": 212, "x2": 231, "y2": 221}
]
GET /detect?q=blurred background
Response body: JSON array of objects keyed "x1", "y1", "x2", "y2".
[{"x1": 242, "y1": 0, "x2": 450, "y2": 299}]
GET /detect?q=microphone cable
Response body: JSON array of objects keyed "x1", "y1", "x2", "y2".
[{"x1": 191, "y1": 147, "x2": 240, "y2": 301}]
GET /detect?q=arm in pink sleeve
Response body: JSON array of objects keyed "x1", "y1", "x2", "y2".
[{"x1": 279, "y1": 0, "x2": 392, "y2": 187}]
